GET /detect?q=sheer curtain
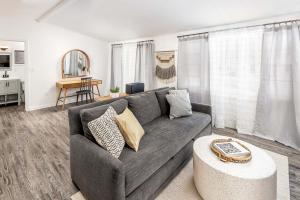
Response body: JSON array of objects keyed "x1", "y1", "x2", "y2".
[
  {"x1": 121, "y1": 43, "x2": 137, "y2": 91},
  {"x1": 209, "y1": 27, "x2": 263, "y2": 133},
  {"x1": 255, "y1": 23, "x2": 300, "y2": 150},
  {"x1": 177, "y1": 34, "x2": 210, "y2": 104},
  {"x1": 135, "y1": 41, "x2": 155, "y2": 90},
  {"x1": 111, "y1": 44, "x2": 123, "y2": 89},
  {"x1": 110, "y1": 41, "x2": 155, "y2": 91}
]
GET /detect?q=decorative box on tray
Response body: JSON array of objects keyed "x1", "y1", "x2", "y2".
[{"x1": 210, "y1": 138, "x2": 252, "y2": 163}]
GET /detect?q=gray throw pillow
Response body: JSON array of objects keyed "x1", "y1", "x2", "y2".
[
  {"x1": 126, "y1": 91, "x2": 161, "y2": 125},
  {"x1": 166, "y1": 90, "x2": 192, "y2": 119},
  {"x1": 80, "y1": 99, "x2": 128, "y2": 142},
  {"x1": 88, "y1": 106, "x2": 125, "y2": 158}
]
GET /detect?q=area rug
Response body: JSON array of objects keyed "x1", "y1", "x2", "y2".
[{"x1": 71, "y1": 150, "x2": 290, "y2": 200}]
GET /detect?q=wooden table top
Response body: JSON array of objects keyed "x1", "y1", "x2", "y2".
[
  {"x1": 56, "y1": 78, "x2": 102, "y2": 89},
  {"x1": 95, "y1": 93, "x2": 128, "y2": 101}
]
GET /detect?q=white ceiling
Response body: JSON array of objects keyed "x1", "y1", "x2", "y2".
[
  {"x1": 2, "y1": 0, "x2": 300, "y2": 41},
  {"x1": 0, "y1": 0, "x2": 61, "y2": 20}
]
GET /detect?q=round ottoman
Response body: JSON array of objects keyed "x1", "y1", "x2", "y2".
[{"x1": 193, "y1": 135, "x2": 277, "y2": 200}]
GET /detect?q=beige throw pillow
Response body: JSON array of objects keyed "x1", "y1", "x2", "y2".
[{"x1": 115, "y1": 107, "x2": 145, "y2": 151}]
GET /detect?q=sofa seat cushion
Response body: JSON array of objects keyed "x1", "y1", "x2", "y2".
[{"x1": 119, "y1": 111, "x2": 211, "y2": 195}]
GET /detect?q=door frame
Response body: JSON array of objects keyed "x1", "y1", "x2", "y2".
[{"x1": 0, "y1": 38, "x2": 30, "y2": 111}]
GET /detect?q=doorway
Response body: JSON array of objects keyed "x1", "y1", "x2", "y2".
[{"x1": 0, "y1": 40, "x2": 28, "y2": 110}]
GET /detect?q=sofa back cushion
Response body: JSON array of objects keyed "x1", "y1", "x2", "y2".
[
  {"x1": 126, "y1": 91, "x2": 161, "y2": 125},
  {"x1": 155, "y1": 87, "x2": 175, "y2": 116},
  {"x1": 80, "y1": 99, "x2": 128, "y2": 142}
]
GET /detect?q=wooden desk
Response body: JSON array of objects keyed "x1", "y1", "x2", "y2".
[{"x1": 56, "y1": 78, "x2": 102, "y2": 110}]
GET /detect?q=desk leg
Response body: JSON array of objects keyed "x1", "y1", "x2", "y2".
[
  {"x1": 62, "y1": 88, "x2": 67, "y2": 110},
  {"x1": 56, "y1": 88, "x2": 62, "y2": 107},
  {"x1": 92, "y1": 86, "x2": 95, "y2": 100},
  {"x1": 96, "y1": 85, "x2": 101, "y2": 96}
]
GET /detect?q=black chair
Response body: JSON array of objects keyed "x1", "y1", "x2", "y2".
[{"x1": 76, "y1": 77, "x2": 93, "y2": 104}]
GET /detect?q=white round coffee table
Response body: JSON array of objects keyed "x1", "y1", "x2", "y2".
[{"x1": 193, "y1": 135, "x2": 277, "y2": 200}]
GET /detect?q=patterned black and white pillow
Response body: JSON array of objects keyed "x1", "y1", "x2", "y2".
[{"x1": 88, "y1": 106, "x2": 125, "y2": 158}]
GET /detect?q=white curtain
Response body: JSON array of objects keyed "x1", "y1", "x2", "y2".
[
  {"x1": 209, "y1": 27, "x2": 263, "y2": 133},
  {"x1": 121, "y1": 43, "x2": 137, "y2": 91},
  {"x1": 255, "y1": 23, "x2": 300, "y2": 150},
  {"x1": 111, "y1": 44, "x2": 123, "y2": 89},
  {"x1": 135, "y1": 41, "x2": 155, "y2": 90},
  {"x1": 110, "y1": 43, "x2": 136, "y2": 92},
  {"x1": 177, "y1": 34, "x2": 210, "y2": 104},
  {"x1": 110, "y1": 42, "x2": 155, "y2": 91}
]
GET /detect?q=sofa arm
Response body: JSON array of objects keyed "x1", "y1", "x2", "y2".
[
  {"x1": 191, "y1": 103, "x2": 212, "y2": 116},
  {"x1": 70, "y1": 134, "x2": 125, "y2": 200}
]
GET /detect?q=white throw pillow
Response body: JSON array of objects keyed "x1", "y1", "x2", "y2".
[
  {"x1": 166, "y1": 89, "x2": 192, "y2": 119},
  {"x1": 88, "y1": 106, "x2": 125, "y2": 158},
  {"x1": 169, "y1": 89, "x2": 191, "y2": 103}
]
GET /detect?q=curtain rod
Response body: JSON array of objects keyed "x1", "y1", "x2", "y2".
[
  {"x1": 112, "y1": 40, "x2": 154, "y2": 46},
  {"x1": 177, "y1": 19, "x2": 300, "y2": 38}
]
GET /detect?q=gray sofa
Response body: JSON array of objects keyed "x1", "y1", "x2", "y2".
[{"x1": 68, "y1": 87, "x2": 212, "y2": 200}]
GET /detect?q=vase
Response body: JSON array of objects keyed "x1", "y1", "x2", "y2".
[{"x1": 110, "y1": 92, "x2": 119, "y2": 98}]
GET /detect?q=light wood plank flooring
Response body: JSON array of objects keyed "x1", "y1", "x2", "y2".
[{"x1": 0, "y1": 104, "x2": 299, "y2": 200}]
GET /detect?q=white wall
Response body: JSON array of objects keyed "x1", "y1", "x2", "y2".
[
  {"x1": 0, "y1": 40, "x2": 26, "y2": 81},
  {"x1": 0, "y1": 18, "x2": 109, "y2": 111}
]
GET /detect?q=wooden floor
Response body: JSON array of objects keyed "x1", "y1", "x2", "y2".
[{"x1": 0, "y1": 103, "x2": 299, "y2": 200}]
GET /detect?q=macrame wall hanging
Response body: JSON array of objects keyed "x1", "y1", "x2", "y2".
[{"x1": 155, "y1": 51, "x2": 176, "y2": 83}]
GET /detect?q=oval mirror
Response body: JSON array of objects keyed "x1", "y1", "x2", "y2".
[{"x1": 62, "y1": 49, "x2": 90, "y2": 78}]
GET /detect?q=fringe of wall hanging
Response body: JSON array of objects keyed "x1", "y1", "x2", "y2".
[{"x1": 155, "y1": 65, "x2": 176, "y2": 83}]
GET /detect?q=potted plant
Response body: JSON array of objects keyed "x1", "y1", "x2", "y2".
[{"x1": 110, "y1": 86, "x2": 120, "y2": 98}]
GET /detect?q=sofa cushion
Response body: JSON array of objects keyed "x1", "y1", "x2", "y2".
[
  {"x1": 80, "y1": 99, "x2": 128, "y2": 142},
  {"x1": 126, "y1": 91, "x2": 161, "y2": 125},
  {"x1": 119, "y1": 111, "x2": 211, "y2": 195},
  {"x1": 155, "y1": 87, "x2": 175, "y2": 116},
  {"x1": 126, "y1": 141, "x2": 194, "y2": 200}
]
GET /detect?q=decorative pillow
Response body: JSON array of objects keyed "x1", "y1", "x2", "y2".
[
  {"x1": 169, "y1": 90, "x2": 191, "y2": 103},
  {"x1": 88, "y1": 106, "x2": 125, "y2": 158},
  {"x1": 115, "y1": 107, "x2": 145, "y2": 151},
  {"x1": 166, "y1": 89, "x2": 192, "y2": 119},
  {"x1": 80, "y1": 99, "x2": 128, "y2": 142},
  {"x1": 126, "y1": 91, "x2": 161, "y2": 125},
  {"x1": 155, "y1": 87, "x2": 175, "y2": 115}
]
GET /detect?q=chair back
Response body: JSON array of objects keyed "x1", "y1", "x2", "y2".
[{"x1": 80, "y1": 77, "x2": 92, "y2": 91}]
